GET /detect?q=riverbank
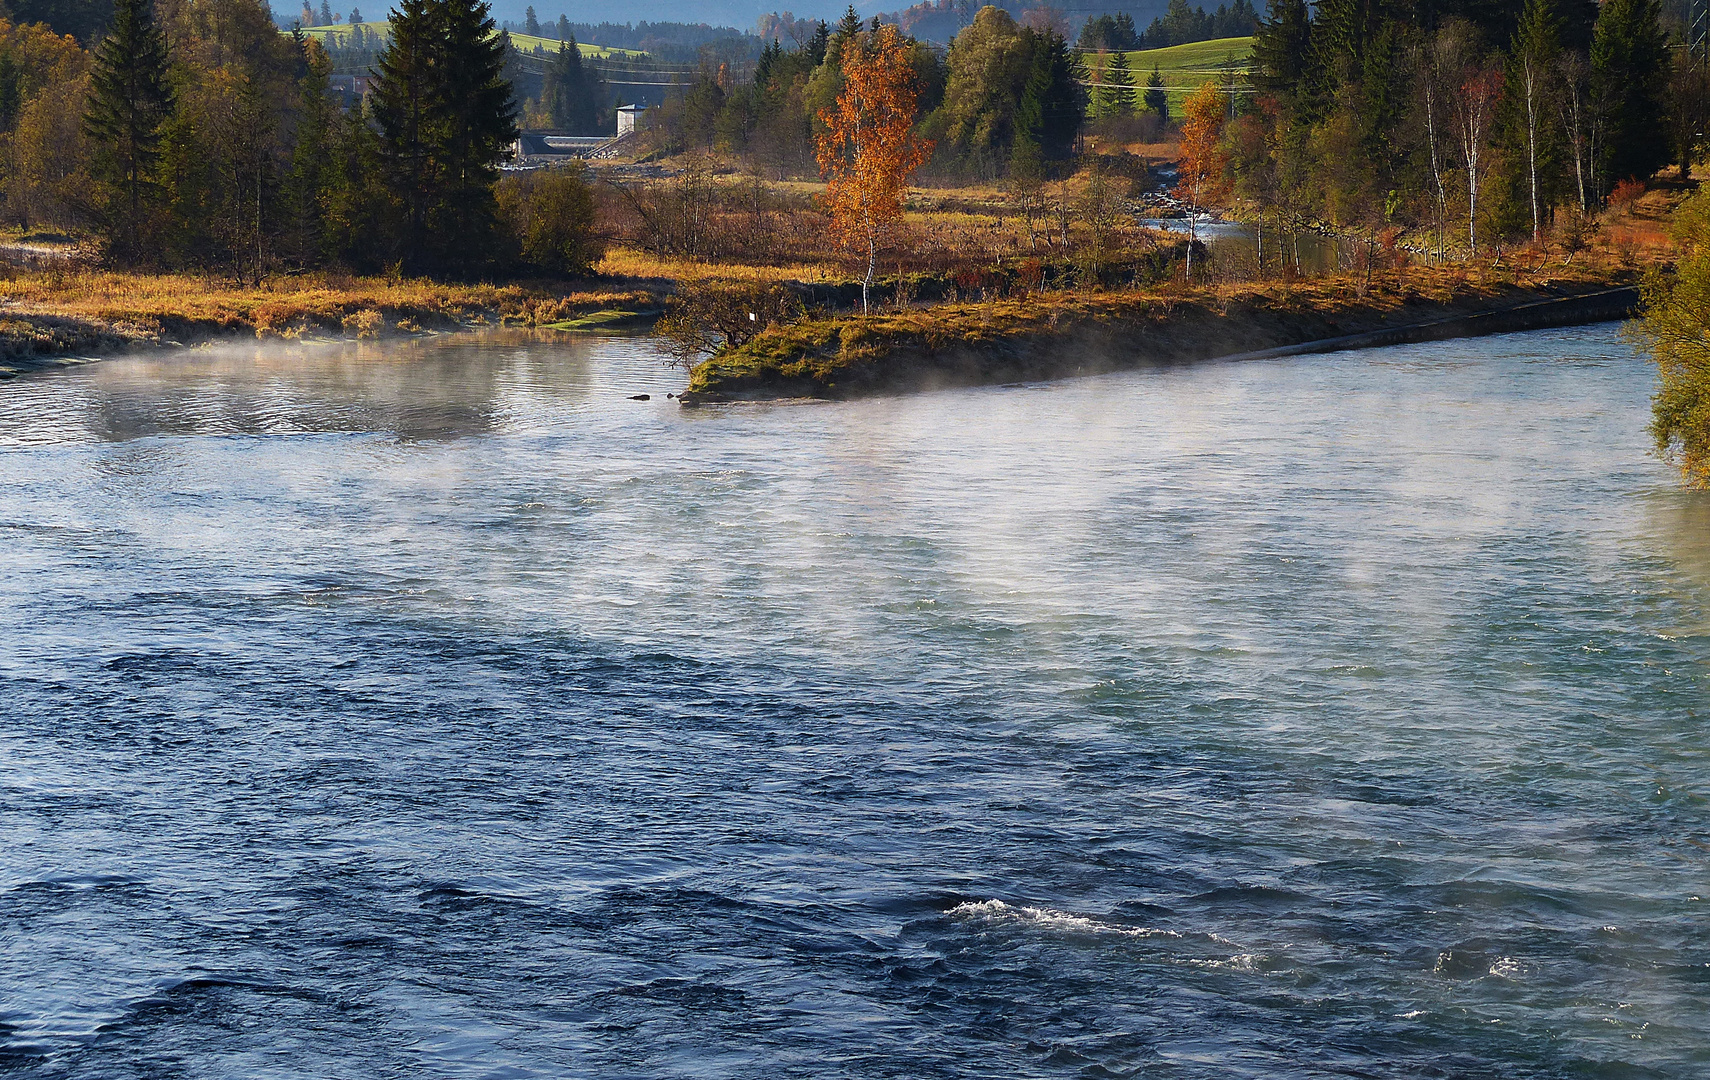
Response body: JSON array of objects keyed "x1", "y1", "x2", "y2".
[
  {"x1": 680, "y1": 266, "x2": 1639, "y2": 403},
  {"x1": 0, "y1": 267, "x2": 666, "y2": 378}
]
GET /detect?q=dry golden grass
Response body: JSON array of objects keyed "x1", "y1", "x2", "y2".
[
  {"x1": 0, "y1": 267, "x2": 657, "y2": 335},
  {"x1": 594, "y1": 248, "x2": 840, "y2": 284}
]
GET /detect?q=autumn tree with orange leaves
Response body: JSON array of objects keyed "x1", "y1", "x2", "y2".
[
  {"x1": 1173, "y1": 81, "x2": 1230, "y2": 281},
  {"x1": 815, "y1": 23, "x2": 933, "y2": 315}
]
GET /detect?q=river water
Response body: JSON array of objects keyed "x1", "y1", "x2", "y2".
[{"x1": 2, "y1": 325, "x2": 1707, "y2": 1078}]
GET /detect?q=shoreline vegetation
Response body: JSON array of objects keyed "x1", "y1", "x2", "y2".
[
  {"x1": 0, "y1": 259, "x2": 665, "y2": 377},
  {"x1": 6, "y1": 0, "x2": 1709, "y2": 475},
  {"x1": 679, "y1": 265, "x2": 1638, "y2": 403}
]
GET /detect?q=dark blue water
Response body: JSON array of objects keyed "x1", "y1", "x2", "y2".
[{"x1": 2, "y1": 325, "x2": 1707, "y2": 1078}]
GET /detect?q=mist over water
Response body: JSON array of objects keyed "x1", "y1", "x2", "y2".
[{"x1": 2, "y1": 326, "x2": 1707, "y2": 1078}]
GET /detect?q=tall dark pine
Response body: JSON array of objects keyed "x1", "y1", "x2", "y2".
[
  {"x1": 82, "y1": 0, "x2": 173, "y2": 264},
  {"x1": 1591, "y1": 0, "x2": 1669, "y2": 191},
  {"x1": 544, "y1": 36, "x2": 597, "y2": 133},
  {"x1": 372, "y1": 0, "x2": 519, "y2": 274},
  {"x1": 372, "y1": 0, "x2": 437, "y2": 266},
  {"x1": 1250, "y1": 0, "x2": 1312, "y2": 104},
  {"x1": 436, "y1": 0, "x2": 518, "y2": 267},
  {"x1": 282, "y1": 36, "x2": 337, "y2": 267},
  {"x1": 1019, "y1": 29, "x2": 1085, "y2": 163},
  {"x1": 1144, "y1": 64, "x2": 1167, "y2": 123},
  {"x1": 1105, "y1": 46, "x2": 1133, "y2": 117}
]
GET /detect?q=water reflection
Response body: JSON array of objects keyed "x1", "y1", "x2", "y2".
[{"x1": 0, "y1": 329, "x2": 674, "y2": 446}]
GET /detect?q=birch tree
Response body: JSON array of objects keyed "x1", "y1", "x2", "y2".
[
  {"x1": 1511, "y1": 0, "x2": 1561, "y2": 242},
  {"x1": 815, "y1": 23, "x2": 933, "y2": 314}
]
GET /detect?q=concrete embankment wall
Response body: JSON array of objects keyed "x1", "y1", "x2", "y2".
[{"x1": 1219, "y1": 286, "x2": 1640, "y2": 363}]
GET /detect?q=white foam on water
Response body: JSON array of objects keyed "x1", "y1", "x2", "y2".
[
  {"x1": 1488, "y1": 957, "x2": 1524, "y2": 980},
  {"x1": 949, "y1": 899, "x2": 1183, "y2": 939}
]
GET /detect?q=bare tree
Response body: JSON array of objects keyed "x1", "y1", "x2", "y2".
[
  {"x1": 1417, "y1": 36, "x2": 1456, "y2": 261},
  {"x1": 1557, "y1": 51, "x2": 1599, "y2": 214},
  {"x1": 1449, "y1": 60, "x2": 1503, "y2": 255}
]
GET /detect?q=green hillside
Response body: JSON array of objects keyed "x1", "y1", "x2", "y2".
[
  {"x1": 1113, "y1": 35, "x2": 1252, "y2": 113},
  {"x1": 295, "y1": 23, "x2": 642, "y2": 58}
]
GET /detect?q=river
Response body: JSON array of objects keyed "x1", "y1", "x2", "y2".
[{"x1": 1, "y1": 325, "x2": 1706, "y2": 1078}]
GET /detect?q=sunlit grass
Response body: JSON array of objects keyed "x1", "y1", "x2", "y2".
[
  {"x1": 0, "y1": 267, "x2": 652, "y2": 339},
  {"x1": 597, "y1": 248, "x2": 840, "y2": 283},
  {"x1": 293, "y1": 23, "x2": 643, "y2": 58}
]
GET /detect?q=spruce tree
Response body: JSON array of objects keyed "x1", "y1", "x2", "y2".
[
  {"x1": 371, "y1": 0, "x2": 436, "y2": 264},
  {"x1": 372, "y1": 0, "x2": 517, "y2": 273},
  {"x1": 1591, "y1": 0, "x2": 1669, "y2": 192},
  {"x1": 523, "y1": 5, "x2": 539, "y2": 36},
  {"x1": 807, "y1": 21, "x2": 829, "y2": 66},
  {"x1": 1106, "y1": 46, "x2": 1133, "y2": 118},
  {"x1": 82, "y1": 0, "x2": 173, "y2": 264},
  {"x1": 1144, "y1": 64, "x2": 1168, "y2": 124},
  {"x1": 325, "y1": 99, "x2": 389, "y2": 269},
  {"x1": 282, "y1": 38, "x2": 337, "y2": 267},
  {"x1": 1251, "y1": 0, "x2": 1311, "y2": 104},
  {"x1": 544, "y1": 37, "x2": 594, "y2": 132},
  {"x1": 835, "y1": 4, "x2": 862, "y2": 43},
  {"x1": 1031, "y1": 30, "x2": 1086, "y2": 160},
  {"x1": 1504, "y1": 0, "x2": 1564, "y2": 239}
]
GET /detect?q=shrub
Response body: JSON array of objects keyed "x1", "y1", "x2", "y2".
[
  {"x1": 656, "y1": 278, "x2": 804, "y2": 366},
  {"x1": 496, "y1": 165, "x2": 606, "y2": 276},
  {"x1": 1609, "y1": 178, "x2": 1647, "y2": 215},
  {"x1": 1633, "y1": 188, "x2": 1710, "y2": 485}
]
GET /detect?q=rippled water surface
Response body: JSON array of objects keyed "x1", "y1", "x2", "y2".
[{"x1": 2, "y1": 326, "x2": 1708, "y2": 1078}]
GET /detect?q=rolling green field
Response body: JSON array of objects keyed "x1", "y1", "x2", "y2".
[
  {"x1": 295, "y1": 23, "x2": 643, "y2": 58},
  {"x1": 1083, "y1": 35, "x2": 1252, "y2": 114}
]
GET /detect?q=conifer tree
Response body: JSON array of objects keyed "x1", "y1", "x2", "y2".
[
  {"x1": 432, "y1": 0, "x2": 518, "y2": 270},
  {"x1": 1509, "y1": 0, "x2": 1563, "y2": 240},
  {"x1": 372, "y1": 0, "x2": 519, "y2": 273},
  {"x1": 1250, "y1": 0, "x2": 1311, "y2": 104},
  {"x1": 1105, "y1": 46, "x2": 1133, "y2": 118},
  {"x1": 371, "y1": 0, "x2": 436, "y2": 261},
  {"x1": 1144, "y1": 64, "x2": 1168, "y2": 124},
  {"x1": 523, "y1": 5, "x2": 539, "y2": 36},
  {"x1": 282, "y1": 37, "x2": 336, "y2": 267},
  {"x1": 543, "y1": 36, "x2": 597, "y2": 133},
  {"x1": 1591, "y1": 0, "x2": 1669, "y2": 192},
  {"x1": 82, "y1": 0, "x2": 173, "y2": 263},
  {"x1": 835, "y1": 4, "x2": 862, "y2": 43},
  {"x1": 1025, "y1": 29, "x2": 1085, "y2": 161}
]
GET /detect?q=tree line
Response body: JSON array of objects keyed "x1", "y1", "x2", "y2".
[
  {"x1": 1224, "y1": 0, "x2": 1685, "y2": 259},
  {"x1": 657, "y1": 4, "x2": 1086, "y2": 181},
  {"x1": 1078, "y1": 0, "x2": 1260, "y2": 53},
  {"x1": 1, "y1": 0, "x2": 601, "y2": 277}
]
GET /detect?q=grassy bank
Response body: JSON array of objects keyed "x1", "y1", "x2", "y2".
[
  {"x1": 683, "y1": 265, "x2": 1632, "y2": 402},
  {"x1": 0, "y1": 265, "x2": 662, "y2": 376}
]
